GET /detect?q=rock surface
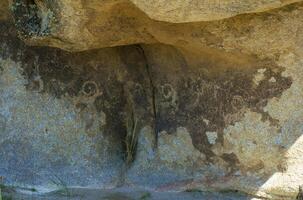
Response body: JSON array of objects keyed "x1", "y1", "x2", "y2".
[
  {"x1": 130, "y1": 0, "x2": 303, "y2": 22},
  {"x1": 3, "y1": 0, "x2": 302, "y2": 51},
  {"x1": 0, "y1": 0, "x2": 9, "y2": 21},
  {"x1": 2, "y1": 188, "x2": 251, "y2": 200},
  {"x1": 1, "y1": 1, "x2": 303, "y2": 200}
]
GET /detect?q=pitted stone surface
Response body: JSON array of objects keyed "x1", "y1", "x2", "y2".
[
  {"x1": 1, "y1": 1, "x2": 303, "y2": 199},
  {"x1": 130, "y1": 0, "x2": 303, "y2": 22}
]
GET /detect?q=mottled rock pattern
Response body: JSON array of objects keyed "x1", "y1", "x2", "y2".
[
  {"x1": 1, "y1": 1, "x2": 303, "y2": 200},
  {"x1": 131, "y1": 0, "x2": 302, "y2": 22},
  {"x1": 0, "y1": 0, "x2": 9, "y2": 21},
  {"x1": 5, "y1": 0, "x2": 303, "y2": 52}
]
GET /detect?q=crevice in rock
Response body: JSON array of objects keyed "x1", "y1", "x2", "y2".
[
  {"x1": 135, "y1": 45, "x2": 158, "y2": 148},
  {"x1": 123, "y1": 89, "x2": 139, "y2": 167}
]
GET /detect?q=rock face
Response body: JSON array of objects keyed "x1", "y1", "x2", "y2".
[
  {"x1": 4, "y1": 0, "x2": 303, "y2": 51},
  {"x1": 130, "y1": 0, "x2": 303, "y2": 22},
  {"x1": 0, "y1": 0, "x2": 9, "y2": 21},
  {"x1": 1, "y1": 0, "x2": 303, "y2": 199}
]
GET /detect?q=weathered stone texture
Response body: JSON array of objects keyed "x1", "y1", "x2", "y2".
[
  {"x1": 0, "y1": 0, "x2": 9, "y2": 21},
  {"x1": 1, "y1": 1, "x2": 303, "y2": 199},
  {"x1": 130, "y1": 0, "x2": 303, "y2": 22},
  {"x1": 5, "y1": 0, "x2": 303, "y2": 52}
]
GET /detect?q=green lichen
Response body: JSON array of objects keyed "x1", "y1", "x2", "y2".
[
  {"x1": 0, "y1": 185, "x2": 12, "y2": 200},
  {"x1": 139, "y1": 192, "x2": 151, "y2": 200},
  {"x1": 0, "y1": 184, "x2": 6, "y2": 190},
  {"x1": 2, "y1": 195, "x2": 13, "y2": 200}
]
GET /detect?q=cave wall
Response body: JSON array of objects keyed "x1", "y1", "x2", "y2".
[{"x1": 1, "y1": 0, "x2": 303, "y2": 199}]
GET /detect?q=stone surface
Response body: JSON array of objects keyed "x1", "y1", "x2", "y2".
[
  {"x1": 0, "y1": 0, "x2": 9, "y2": 21},
  {"x1": 5, "y1": 0, "x2": 303, "y2": 51},
  {"x1": 2, "y1": 188, "x2": 251, "y2": 200},
  {"x1": 0, "y1": 23, "x2": 126, "y2": 189},
  {"x1": 1, "y1": 1, "x2": 303, "y2": 200},
  {"x1": 130, "y1": 0, "x2": 302, "y2": 22}
]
